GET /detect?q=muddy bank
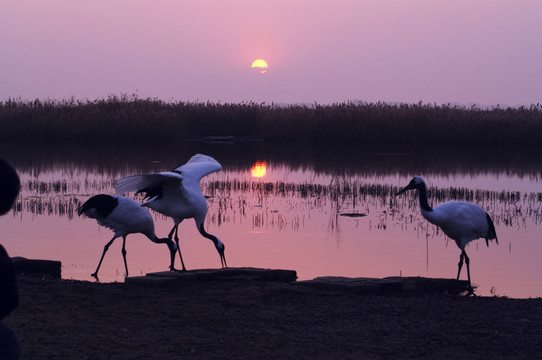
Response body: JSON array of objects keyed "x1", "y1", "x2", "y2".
[{"x1": 5, "y1": 275, "x2": 542, "y2": 359}]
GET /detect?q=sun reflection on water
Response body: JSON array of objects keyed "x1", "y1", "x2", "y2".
[{"x1": 251, "y1": 161, "x2": 267, "y2": 178}]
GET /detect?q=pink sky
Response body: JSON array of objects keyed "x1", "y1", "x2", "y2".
[{"x1": 1, "y1": 0, "x2": 541, "y2": 105}]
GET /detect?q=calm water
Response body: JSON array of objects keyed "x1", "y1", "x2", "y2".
[{"x1": 1, "y1": 141, "x2": 541, "y2": 298}]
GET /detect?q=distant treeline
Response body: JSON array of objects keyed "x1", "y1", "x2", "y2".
[{"x1": 1, "y1": 95, "x2": 541, "y2": 144}]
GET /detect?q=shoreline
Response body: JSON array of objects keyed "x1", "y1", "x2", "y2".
[{"x1": 6, "y1": 274, "x2": 542, "y2": 359}]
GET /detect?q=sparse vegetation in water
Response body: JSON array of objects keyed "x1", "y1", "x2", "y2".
[
  {"x1": 15, "y1": 172, "x2": 540, "y2": 232},
  {"x1": 1, "y1": 95, "x2": 541, "y2": 144}
]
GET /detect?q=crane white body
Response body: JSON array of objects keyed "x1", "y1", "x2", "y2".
[
  {"x1": 422, "y1": 200, "x2": 495, "y2": 250},
  {"x1": 87, "y1": 196, "x2": 155, "y2": 239}
]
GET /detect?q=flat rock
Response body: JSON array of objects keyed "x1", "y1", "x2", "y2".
[
  {"x1": 126, "y1": 267, "x2": 297, "y2": 284},
  {"x1": 11, "y1": 257, "x2": 61, "y2": 278},
  {"x1": 295, "y1": 276, "x2": 471, "y2": 295},
  {"x1": 126, "y1": 269, "x2": 470, "y2": 295}
]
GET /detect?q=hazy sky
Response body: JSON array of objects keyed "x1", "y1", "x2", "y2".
[{"x1": 1, "y1": 0, "x2": 541, "y2": 105}]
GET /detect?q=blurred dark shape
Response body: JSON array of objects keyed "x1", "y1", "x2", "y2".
[
  {"x1": 0, "y1": 159, "x2": 21, "y2": 359},
  {"x1": 0, "y1": 245, "x2": 20, "y2": 359},
  {"x1": 0, "y1": 159, "x2": 20, "y2": 215},
  {"x1": 0, "y1": 246, "x2": 18, "y2": 321}
]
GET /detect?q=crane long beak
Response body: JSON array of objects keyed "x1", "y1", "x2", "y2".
[
  {"x1": 395, "y1": 186, "x2": 410, "y2": 196},
  {"x1": 395, "y1": 183, "x2": 416, "y2": 196}
]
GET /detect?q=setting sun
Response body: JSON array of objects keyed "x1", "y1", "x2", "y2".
[
  {"x1": 251, "y1": 160, "x2": 267, "y2": 178},
  {"x1": 251, "y1": 59, "x2": 268, "y2": 74}
]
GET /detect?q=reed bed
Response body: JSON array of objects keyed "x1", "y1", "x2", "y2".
[
  {"x1": 10, "y1": 174, "x2": 541, "y2": 232},
  {"x1": 1, "y1": 95, "x2": 541, "y2": 144},
  {"x1": 205, "y1": 180, "x2": 540, "y2": 230}
]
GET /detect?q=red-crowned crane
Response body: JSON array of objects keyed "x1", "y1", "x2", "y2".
[
  {"x1": 115, "y1": 154, "x2": 227, "y2": 271},
  {"x1": 78, "y1": 194, "x2": 177, "y2": 279},
  {"x1": 396, "y1": 176, "x2": 498, "y2": 295}
]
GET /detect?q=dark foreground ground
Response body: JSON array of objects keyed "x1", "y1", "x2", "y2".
[{"x1": 6, "y1": 275, "x2": 542, "y2": 359}]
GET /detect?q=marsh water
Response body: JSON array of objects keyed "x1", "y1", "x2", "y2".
[{"x1": 1, "y1": 141, "x2": 541, "y2": 298}]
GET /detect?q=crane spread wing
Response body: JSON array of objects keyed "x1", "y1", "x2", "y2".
[
  {"x1": 173, "y1": 154, "x2": 222, "y2": 182},
  {"x1": 115, "y1": 172, "x2": 183, "y2": 195}
]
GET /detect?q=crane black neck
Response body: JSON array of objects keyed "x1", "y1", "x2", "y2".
[
  {"x1": 198, "y1": 224, "x2": 221, "y2": 248},
  {"x1": 152, "y1": 236, "x2": 170, "y2": 244},
  {"x1": 417, "y1": 183, "x2": 433, "y2": 212}
]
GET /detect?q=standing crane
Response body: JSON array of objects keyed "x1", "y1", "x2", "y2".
[{"x1": 396, "y1": 176, "x2": 498, "y2": 295}]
